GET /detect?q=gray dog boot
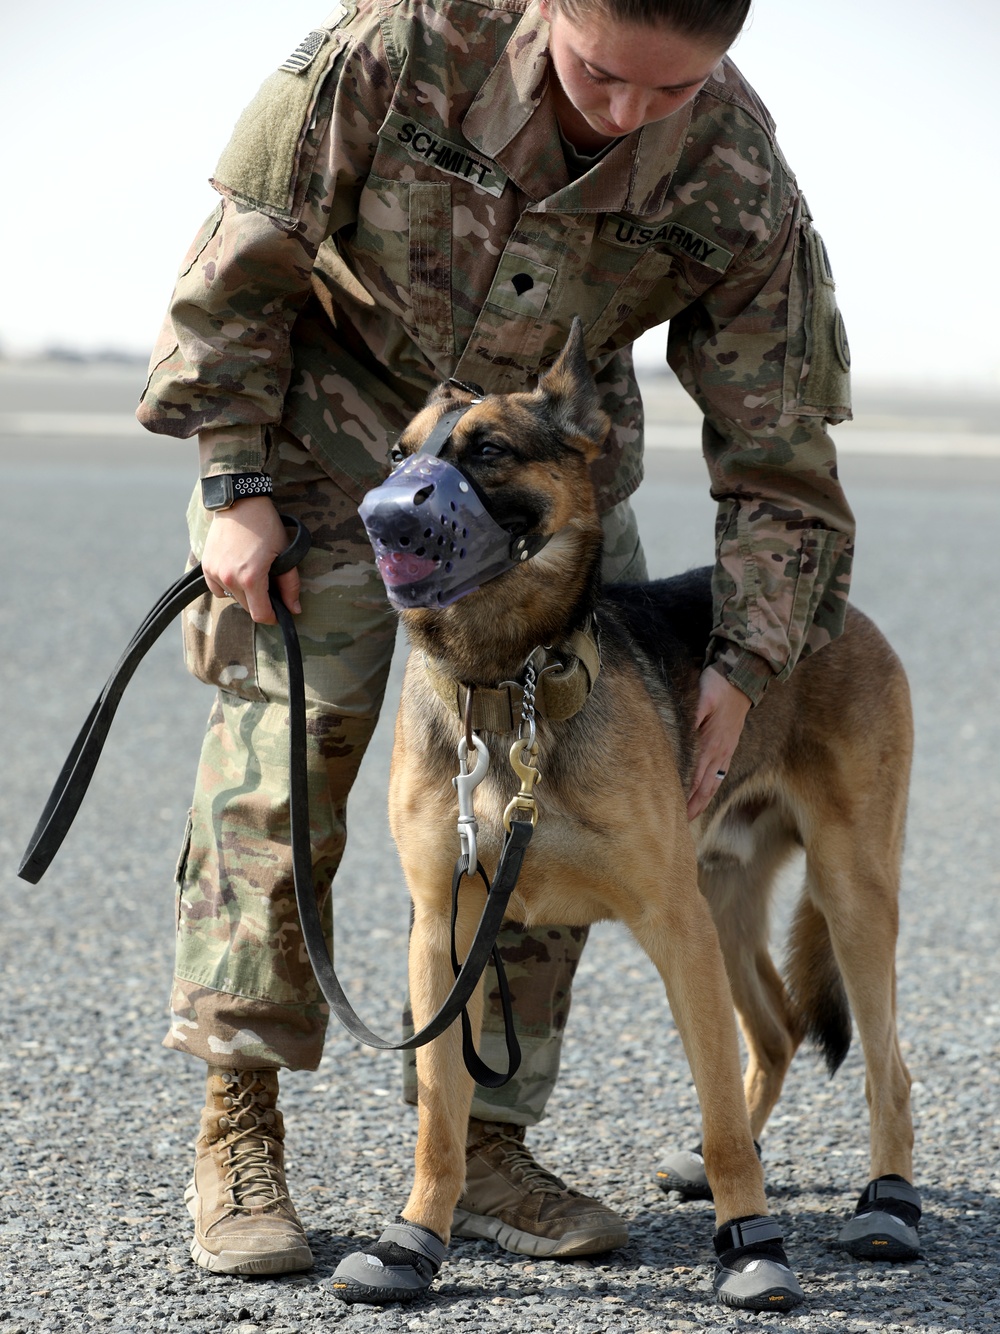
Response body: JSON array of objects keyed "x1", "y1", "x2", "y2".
[{"x1": 332, "y1": 1219, "x2": 447, "y2": 1303}]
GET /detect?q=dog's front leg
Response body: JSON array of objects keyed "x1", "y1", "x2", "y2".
[
  {"x1": 402, "y1": 888, "x2": 485, "y2": 1240},
  {"x1": 331, "y1": 876, "x2": 483, "y2": 1305},
  {"x1": 628, "y1": 845, "x2": 804, "y2": 1311}
]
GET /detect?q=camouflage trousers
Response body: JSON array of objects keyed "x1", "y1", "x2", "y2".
[{"x1": 167, "y1": 432, "x2": 646, "y2": 1125}]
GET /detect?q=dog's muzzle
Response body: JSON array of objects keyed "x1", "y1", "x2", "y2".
[
  {"x1": 359, "y1": 453, "x2": 538, "y2": 608},
  {"x1": 359, "y1": 404, "x2": 548, "y2": 609}
]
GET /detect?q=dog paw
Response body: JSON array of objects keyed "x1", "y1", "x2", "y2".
[
  {"x1": 331, "y1": 1219, "x2": 446, "y2": 1304},
  {"x1": 712, "y1": 1215, "x2": 804, "y2": 1312}
]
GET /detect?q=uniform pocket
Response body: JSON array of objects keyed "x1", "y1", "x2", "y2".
[
  {"x1": 409, "y1": 182, "x2": 455, "y2": 361},
  {"x1": 782, "y1": 212, "x2": 851, "y2": 421},
  {"x1": 774, "y1": 527, "x2": 850, "y2": 681},
  {"x1": 179, "y1": 485, "x2": 268, "y2": 703},
  {"x1": 173, "y1": 812, "x2": 194, "y2": 929}
]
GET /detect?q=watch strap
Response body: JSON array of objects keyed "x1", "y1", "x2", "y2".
[{"x1": 201, "y1": 473, "x2": 274, "y2": 510}]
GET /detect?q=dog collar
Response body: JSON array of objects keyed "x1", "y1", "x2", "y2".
[{"x1": 422, "y1": 623, "x2": 602, "y2": 731}]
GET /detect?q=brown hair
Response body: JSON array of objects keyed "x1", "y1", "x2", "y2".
[{"x1": 553, "y1": 0, "x2": 751, "y2": 48}]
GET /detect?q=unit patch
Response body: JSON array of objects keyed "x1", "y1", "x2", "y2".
[
  {"x1": 381, "y1": 110, "x2": 507, "y2": 198},
  {"x1": 600, "y1": 216, "x2": 734, "y2": 273}
]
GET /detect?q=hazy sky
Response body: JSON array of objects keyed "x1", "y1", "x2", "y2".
[{"x1": 2, "y1": 1, "x2": 997, "y2": 387}]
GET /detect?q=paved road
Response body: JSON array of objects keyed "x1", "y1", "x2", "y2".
[{"x1": 2, "y1": 378, "x2": 999, "y2": 1333}]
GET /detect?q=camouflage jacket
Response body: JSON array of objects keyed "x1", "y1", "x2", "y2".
[{"x1": 137, "y1": 0, "x2": 855, "y2": 702}]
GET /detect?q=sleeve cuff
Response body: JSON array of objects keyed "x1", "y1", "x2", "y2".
[
  {"x1": 707, "y1": 642, "x2": 775, "y2": 707},
  {"x1": 198, "y1": 424, "x2": 268, "y2": 477}
]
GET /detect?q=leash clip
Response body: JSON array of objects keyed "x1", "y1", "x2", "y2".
[
  {"x1": 454, "y1": 733, "x2": 489, "y2": 871},
  {"x1": 503, "y1": 737, "x2": 541, "y2": 831}
]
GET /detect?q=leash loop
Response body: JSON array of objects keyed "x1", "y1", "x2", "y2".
[{"x1": 17, "y1": 518, "x2": 310, "y2": 885}]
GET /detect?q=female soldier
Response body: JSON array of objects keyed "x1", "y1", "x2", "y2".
[{"x1": 138, "y1": 0, "x2": 853, "y2": 1302}]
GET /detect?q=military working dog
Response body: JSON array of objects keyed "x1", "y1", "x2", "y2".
[{"x1": 332, "y1": 320, "x2": 917, "y2": 1310}]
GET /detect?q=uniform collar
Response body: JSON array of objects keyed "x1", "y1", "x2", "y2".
[{"x1": 461, "y1": 0, "x2": 692, "y2": 216}]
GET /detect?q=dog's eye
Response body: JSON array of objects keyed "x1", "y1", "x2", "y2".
[
  {"x1": 474, "y1": 441, "x2": 507, "y2": 459},
  {"x1": 389, "y1": 446, "x2": 406, "y2": 465}
]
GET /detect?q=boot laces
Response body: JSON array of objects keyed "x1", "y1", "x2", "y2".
[
  {"x1": 491, "y1": 1129, "x2": 572, "y2": 1197},
  {"x1": 219, "y1": 1075, "x2": 288, "y2": 1212}
]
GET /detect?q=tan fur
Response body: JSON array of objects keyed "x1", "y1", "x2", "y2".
[{"x1": 385, "y1": 320, "x2": 913, "y2": 1245}]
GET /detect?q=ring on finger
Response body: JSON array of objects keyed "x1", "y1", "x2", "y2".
[{"x1": 715, "y1": 769, "x2": 727, "y2": 781}]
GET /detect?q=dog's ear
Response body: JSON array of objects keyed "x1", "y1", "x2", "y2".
[
  {"x1": 536, "y1": 317, "x2": 609, "y2": 459},
  {"x1": 424, "y1": 377, "x2": 485, "y2": 409}
]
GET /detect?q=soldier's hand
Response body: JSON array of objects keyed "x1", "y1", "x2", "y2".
[
  {"x1": 201, "y1": 496, "x2": 302, "y2": 624},
  {"x1": 687, "y1": 667, "x2": 751, "y2": 821}
]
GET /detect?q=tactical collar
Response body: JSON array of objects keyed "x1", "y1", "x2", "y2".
[{"x1": 423, "y1": 622, "x2": 601, "y2": 732}]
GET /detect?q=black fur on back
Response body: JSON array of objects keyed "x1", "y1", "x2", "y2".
[
  {"x1": 604, "y1": 567, "x2": 714, "y2": 668},
  {"x1": 596, "y1": 567, "x2": 714, "y2": 764}
]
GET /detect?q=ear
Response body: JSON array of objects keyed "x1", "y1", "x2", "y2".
[
  {"x1": 536, "y1": 317, "x2": 609, "y2": 460},
  {"x1": 424, "y1": 377, "x2": 484, "y2": 410}
]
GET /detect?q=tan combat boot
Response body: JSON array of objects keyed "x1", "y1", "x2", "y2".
[
  {"x1": 185, "y1": 1067, "x2": 313, "y2": 1275},
  {"x1": 452, "y1": 1118, "x2": 629, "y2": 1257}
]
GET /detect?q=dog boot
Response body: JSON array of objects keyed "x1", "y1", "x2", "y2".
[
  {"x1": 185, "y1": 1066, "x2": 313, "y2": 1275},
  {"x1": 332, "y1": 1219, "x2": 447, "y2": 1303},
  {"x1": 713, "y1": 1215, "x2": 804, "y2": 1312},
  {"x1": 655, "y1": 1138, "x2": 762, "y2": 1201},
  {"x1": 838, "y1": 1175, "x2": 921, "y2": 1260},
  {"x1": 451, "y1": 1118, "x2": 629, "y2": 1257}
]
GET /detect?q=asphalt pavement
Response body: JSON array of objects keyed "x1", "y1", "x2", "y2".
[{"x1": 1, "y1": 365, "x2": 999, "y2": 1333}]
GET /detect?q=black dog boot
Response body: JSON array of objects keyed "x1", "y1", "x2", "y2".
[
  {"x1": 331, "y1": 1218, "x2": 446, "y2": 1303},
  {"x1": 713, "y1": 1215, "x2": 804, "y2": 1312},
  {"x1": 838, "y1": 1175, "x2": 921, "y2": 1260}
]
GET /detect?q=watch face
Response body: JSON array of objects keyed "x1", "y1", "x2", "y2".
[{"x1": 201, "y1": 475, "x2": 235, "y2": 510}]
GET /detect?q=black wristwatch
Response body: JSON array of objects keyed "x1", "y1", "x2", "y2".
[{"x1": 201, "y1": 473, "x2": 274, "y2": 511}]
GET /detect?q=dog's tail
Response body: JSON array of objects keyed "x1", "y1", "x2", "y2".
[{"x1": 785, "y1": 895, "x2": 852, "y2": 1075}]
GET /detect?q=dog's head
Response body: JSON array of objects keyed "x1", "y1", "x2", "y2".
[{"x1": 360, "y1": 318, "x2": 609, "y2": 610}]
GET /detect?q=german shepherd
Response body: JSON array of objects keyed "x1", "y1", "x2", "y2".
[{"x1": 332, "y1": 319, "x2": 916, "y2": 1309}]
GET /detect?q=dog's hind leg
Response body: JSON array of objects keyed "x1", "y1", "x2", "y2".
[
  {"x1": 656, "y1": 819, "x2": 802, "y2": 1200},
  {"x1": 704, "y1": 830, "x2": 805, "y2": 1143},
  {"x1": 799, "y1": 816, "x2": 919, "y2": 1259}
]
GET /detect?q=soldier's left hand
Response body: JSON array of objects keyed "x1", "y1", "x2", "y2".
[{"x1": 687, "y1": 668, "x2": 751, "y2": 820}]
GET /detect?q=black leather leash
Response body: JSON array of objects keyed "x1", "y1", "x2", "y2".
[{"x1": 18, "y1": 517, "x2": 524, "y2": 1084}]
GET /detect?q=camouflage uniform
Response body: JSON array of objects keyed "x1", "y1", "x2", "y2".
[{"x1": 139, "y1": 0, "x2": 854, "y2": 1121}]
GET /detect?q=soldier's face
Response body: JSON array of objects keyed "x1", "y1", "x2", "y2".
[{"x1": 540, "y1": 0, "x2": 726, "y2": 144}]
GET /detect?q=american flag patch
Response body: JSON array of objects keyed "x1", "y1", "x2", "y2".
[{"x1": 280, "y1": 30, "x2": 327, "y2": 74}]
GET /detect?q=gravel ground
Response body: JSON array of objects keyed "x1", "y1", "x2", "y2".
[{"x1": 2, "y1": 403, "x2": 999, "y2": 1333}]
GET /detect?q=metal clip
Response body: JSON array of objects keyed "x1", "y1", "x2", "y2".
[
  {"x1": 503, "y1": 736, "x2": 541, "y2": 830},
  {"x1": 454, "y1": 733, "x2": 489, "y2": 870}
]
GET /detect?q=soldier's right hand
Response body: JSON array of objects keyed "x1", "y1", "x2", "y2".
[{"x1": 201, "y1": 496, "x2": 303, "y2": 624}]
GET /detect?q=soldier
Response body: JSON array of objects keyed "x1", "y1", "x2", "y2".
[{"x1": 138, "y1": 0, "x2": 854, "y2": 1281}]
